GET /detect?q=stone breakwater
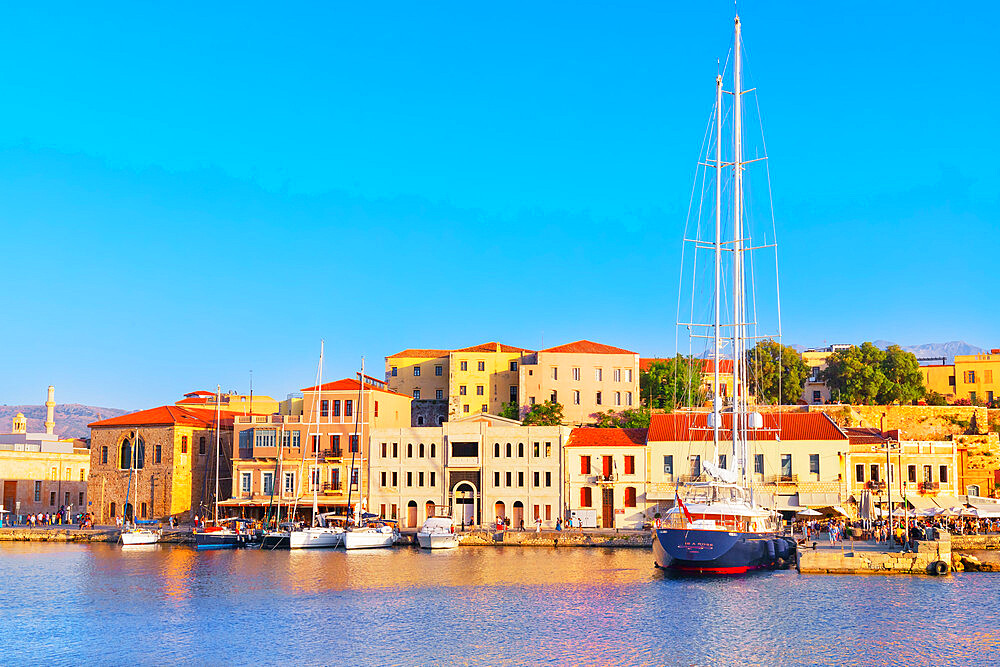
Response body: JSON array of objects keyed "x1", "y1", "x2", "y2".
[
  {"x1": 0, "y1": 528, "x2": 193, "y2": 543},
  {"x1": 797, "y1": 535, "x2": 953, "y2": 575}
]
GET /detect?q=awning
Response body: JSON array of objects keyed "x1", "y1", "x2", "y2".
[
  {"x1": 798, "y1": 492, "x2": 842, "y2": 507},
  {"x1": 933, "y1": 495, "x2": 965, "y2": 510},
  {"x1": 903, "y1": 495, "x2": 936, "y2": 511},
  {"x1": 770, "y1": 495, "x2": 803, "y2": 512},
  {"x1": 968, "y1": 497, "x2": 1000, "y2": 511}
]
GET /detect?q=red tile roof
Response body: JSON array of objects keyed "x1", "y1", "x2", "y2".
[
  {"x1": 566, "y1": 427, "x2": 648, "y2": 447},
  {"x1": 454, "y1": 342, "x2": 532, "y2": 354},
  {"x1": 89, "y1": 406, "x2": 224, "y2": 429},
  {"x1": 648, "y1": 412, "x2": 847, "y2": 442},
  {"x1": 844, "y1": 427, "x2": 901, "y2": 445},
  {"x1": 386, "y1": 349, "x2": 450, "y2": 359},
  {"x1": 301, "y1": 378, "x2": 410, "y2": 398},
  {"x1": 541, "y1": 340, "x2": 636, "y2": 355}
]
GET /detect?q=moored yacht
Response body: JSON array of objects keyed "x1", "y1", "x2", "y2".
[
  {"x1": 417, "y1": 516, "x2": 459, "y2": 550},
  {"x1": 344, "y1": 511, "x2": 398, "y2": 550},
  {"x1": 193, "y1": 517, "x2": 260, "y2": 550}
]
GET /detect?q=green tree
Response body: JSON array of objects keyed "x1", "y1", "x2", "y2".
[
  {"x1": 878, "y1": 345, "x2": 925, "y2": 404},
  {"x1": 820, "y1": 342, "x2": 924, "y2": 405},
  {"x1": 499, "y1": 401, "x2": 521, "y2": 420},
  {"x1": 745, "y1": 340, "x2": 810, "y2": 405},
  {"x1": 592, "y1": 408, "x2": 651, "y2": 428},
  {"x1": 924, "y1": 391, "x2": 948, "y2": 406},
  {"x1": 522, "y1": 400, "x2": 564, "y2": 426},
  {"x1": 640, "y1": 356, "x2": 704, "y2": 409}
]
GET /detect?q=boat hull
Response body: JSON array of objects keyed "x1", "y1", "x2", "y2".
[
  {"x1": 121, "y1": 529, "x2": 161, "y2": 546},
  {"x1": 417, "y1": 533, "x2": 460, "y2": 549},
  {"x1": 344, "y1": 530, "x2": 396, "y2": 550},
  {"x1": 193, "y1": 531, "x2": 260, "y2": 550},
  {"x1": 653, "y1": 527, "x2": 793, "y2": 573},
  {"x1": 289, "y1": 528, "x2": 344, "y2": 549}
]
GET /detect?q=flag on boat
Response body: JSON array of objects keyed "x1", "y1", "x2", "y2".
[{"x1": 675, "y1": 489, "x2": 694, "y2": 524}]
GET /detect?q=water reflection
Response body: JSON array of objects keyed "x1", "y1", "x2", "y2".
[{"x1": 1, "y1": 542, "x2": 998, "y2": 666}]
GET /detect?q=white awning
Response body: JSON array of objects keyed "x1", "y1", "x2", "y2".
[
  {"x1": 904, "y1": 495, "x2": 936, "y2": 511},
  {"x1": 933, "y1": 495, "x2": 965, "y2": 510},
  {"x1": 798, "y1": 492, "x2": 842, "y2": 507}
]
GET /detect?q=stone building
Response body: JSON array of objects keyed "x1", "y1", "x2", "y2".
[
  {"x1": 0, "y1": 386, "x2": 90, "y2": 519},
  {"x1": 368, "y1": 414, "x2": 569, "y2": 529},
  {"x1": 564, "y1": 427, "x2": 649, "y2": 529},
  {"x1": 89, "y1": 405, "x2": 232, "y2": 523}
]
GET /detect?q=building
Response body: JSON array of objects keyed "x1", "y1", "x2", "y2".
[
  {"x1": 519, "y1": 340, "x2": 639, "y2": 425},
  {"x1": 564, "y1": 427, "x2": 648, "y2": 529},
  {"x1": 645, "y1": 412, "x2": 850, "y2": 514},
  {"x1": 223, "y1": 376, "x2": 411, "y2": 521},
  {"x1": 800, "y1": 344, "x2": 851, "y2": 405},
  {"x1": 89, "y1": 402, "x2": 232, "y2": 523},
  {"x1": 843, "y1": 427, "x2": 960, "y2": 512},
  {"x1": 175, "y1": 389, "x2": 279, "y2": 415},
  {"x1": 921, "y1": 349, "x2": 1000, "y2": 405},
  {"x1": 955, "y1": 433, "x2": 1000, "y2": 498},
  {"x1": 0, "y1": 387, "x2": 89, "y2": 519},
  {"x1": 385, "y1": 339, "x2": 639, "y2": 426},
  {"x1": 368, "y1": 414, "x2": 569, "y2": 529}
]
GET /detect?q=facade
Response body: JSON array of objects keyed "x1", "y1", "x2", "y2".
[
  {"x1": 799, "y1": 344, "x2": 851, "y2": 405},
  {"x1": 564, "y1": 428, "x2": 648, "y2": 529},
  {"x1": 0, "y1": 387, "x2": 89, "y2": 518},
  {"x1": 921, "y1": 349, "x2": 1000, "y2": 404},
  {"x1": 645, "y1": 412, "x2": 850, "y2": 513},
  {"x1": 368, "y1": 414, "x2": 569, "y2": 529},
  {"x1": 955, "y1": 433, "x2": 1000, "y2": 498},
  {"x1": 519, "y1": 340, "x2": 640, "y2": 425},
  {"x1": 176, "y1": 389, "x2": 279, "y2": 415},
  {"x1": 89, "y1": 405, "x2": 232, "y2": 523},
  {"x1": 224, "y1": 377, "x2": 411, "y2": 521}
]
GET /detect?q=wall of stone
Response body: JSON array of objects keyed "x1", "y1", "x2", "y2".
[{"x1": 410, "y1": 399, "x2": 447, "y2": 427}]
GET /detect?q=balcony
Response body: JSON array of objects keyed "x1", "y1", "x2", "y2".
[
  {"x1": 594, "y1": 474, "x2": 617, "y2": 485},
  {"x1": 865, "y1": 480, "x2": 886, "y2": 492},
  {"x1": 766, "y1": 474, "x2": 799, "y2": 485},
  {"x1": 322, "y1": 481, "x2": 342, "y2": 493},
  {"x1": 919, "y1": 481, "x2": 940, "y2": 494},
  {"x1": 323, "y1": 448, "x2": 343, "y2": 459}
]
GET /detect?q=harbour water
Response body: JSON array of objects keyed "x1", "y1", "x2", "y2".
[{"x1": 3, "y1": 543, "x2": 999, "y2": 666}]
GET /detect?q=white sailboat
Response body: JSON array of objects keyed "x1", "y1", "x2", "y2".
[{"x1": 120, "y1": 428, "x2": 161, "y2": 546}]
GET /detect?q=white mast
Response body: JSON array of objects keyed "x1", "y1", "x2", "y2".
[
  {"x1": 214, "y1": 384, "x2": 221, "y2": 524},
  {"x1": 312, "y1": 340, "x2": 324, "y2": 524},
  {"x1": 713, "y1": 71, "x2": 723, "y2": 459},
  {"x1": 731, "y1": 14, "x2": 747, "y2": 488}
]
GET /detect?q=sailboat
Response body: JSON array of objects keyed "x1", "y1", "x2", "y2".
[
  {"x1": 120, "y1": 429, "x2": 162, "y2": 546},
  {"x1": 262, "y1": 341, "x2": 345, "y2": 549},
  {"x1": 652, "y1": 14, "x2": 794, "y2": 573}
]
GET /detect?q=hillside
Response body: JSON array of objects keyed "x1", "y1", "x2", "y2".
[
  {"x1": 0, "y1": 403, "x2": 130, "y2": 440},
  {"x1": 872, "y1": 340, "x2": 985, "y2": 364}
]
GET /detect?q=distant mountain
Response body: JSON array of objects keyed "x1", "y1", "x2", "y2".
[
  {"x1": 872, "y1": 340, "x2": 985, "y2": 364},
  {"x1": 0, "y1": 403, "x2": 130, "y2": 440}
]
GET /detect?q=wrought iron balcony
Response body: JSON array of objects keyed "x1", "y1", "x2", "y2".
[{"x1": 919, "y1": 481, "x2": 940, "y2": 494}]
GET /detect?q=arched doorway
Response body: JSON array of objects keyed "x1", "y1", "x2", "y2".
[
  {"x1": 109, "y1": 502, "x2": 116, "y2": 519},
  {"x1": 425, "y1": 501, "x2": 436, "y2": 521},
  {"x1": 123, "y1": 503, "x2": 134, "y2": 522},
  {"x1": 494, "y1": 501, "x2": 506, "y2": 524},
  {"x1": 453, "y1": 482, "x2": 477, "y2": 526},
  {"x1": 969, "y1": 485, "x2": 981, "y2": 497},
  {"x1": 512, "y1": 501, "x2": 524, "y2": 529},
  {"x1": 407, "y1": 500, "x2": 418, "y2": 528}
]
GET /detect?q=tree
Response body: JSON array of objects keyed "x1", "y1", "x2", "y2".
[
  {"x1": 640, "y1": 355, "x2": 705, "y2": 409},
  {"x1": 923, "y1": 391, "x2": 949, "y2": 406},
  {"x1": 499, "y1": 401, "x2": 520, "y2": 420},
  {"x1": 522, "y1": 400, "x2": 564, "y2": 426},
  {"x1": 592, "y1": 408, "x2": 651, "y2": 428},
  {"x1": 745, "y1": 340, "x2": 810, "y2": 405},
  {"x1": 820, "y1": 342, "x2": 924, "y2": 405}
]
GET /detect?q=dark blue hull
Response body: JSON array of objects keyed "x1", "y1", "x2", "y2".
[
  {"x1": 194, "y1": 532, "x2": 260, "y2": 550},
  {"x1": 654, "y1": 528, "x2": 794, "y2": 573}
]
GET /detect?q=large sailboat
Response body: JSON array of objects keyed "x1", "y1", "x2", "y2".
[
  {"x1": 120, "y1": 429, "x2": 162, "y2": 546},
  {"x1": 652, "y1": 14, "x2": 794, "y2": 573}
]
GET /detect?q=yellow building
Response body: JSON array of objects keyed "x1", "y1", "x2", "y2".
[
  {"x1": 176, "y1": 389, "x2": 279, "y2": 415},
  {"x1": 921, "y1": 350, "x2": 1000, "y2": 405},
  {"x1": 799, "y1": 344, "x2": 852, "y2": 404}
]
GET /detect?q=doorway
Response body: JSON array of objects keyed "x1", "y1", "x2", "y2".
[
  {"x1": 494, "y1": 501, "x2": 506, "y2": 524},
  {"x1": 602, "y1": 488, "x2": 614, "y2": 528},
  {"x1": 512, "y1": 501, "x2": 524, "y2": 529},
  {"x1": 2, "y1": 481, "x2": 16, "y2": 514},
  {"x1": 407, "y1": 501, "x2": 418, "y2": 528},
  {"x1": 453, "y1": 483, "x2": 477, "y2": 526}
]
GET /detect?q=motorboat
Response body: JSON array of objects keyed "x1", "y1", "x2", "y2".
[
  {"x1": 193, "y1": 517, "x2": 260, "y2": 550},
  {"x1": 417, "y1": 516, "x2": 459, "y2": 550},
  {"x1": 344, "y1": 512, "x2": 398, "y2": 550}
]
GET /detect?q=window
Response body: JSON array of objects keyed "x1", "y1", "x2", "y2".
[
  {"x1": 624, "y1": 456, "x2": 635, "y2": 475},
  {"x1": 518, "y1": 443, "x2": 524, "y2": 457},
  {"x1": 311, "y1": 435, "x2": 320, "y2": 454},
  {"x1": 505, "y1": 472, "x2": 512, "y2": 487},
  {"x1": 518, "y1": 472, "x2": 524, "y2": 487},
  {"x1": 545, "y1": 442, "x2": 551, "y2": 457},
  {"x1": 551, "y1": 367, "x2": 558, "y2": 380},
  {"x1": 419, "y1": 472, "x2": 425, "y2": 487},
  {"x1": 581, "y1": 455, "x2": 591, "y2": 474},
  {"x1": 413, "y1": 389, "x2": 421, "y2": 399},
  {"x1": 907, "y1": 465, "x2": 917, "y2": 483},
  {"x1": 595, "y1": 391, "x2": 602, "y2": 405},
  {"x1": 970, "y1": 392, "x2": 977, "y2": 404},
  {"x1": 581, "y1": 487, "x2": 592, "y2": 507},
  {"x1": 510, "y1": 361, "x2": 518, "y2": 372},
  {"x1": 284, "y1": 472, "x2": 295, "y2": 494},
  {"x1": 781, "y1": 455, "x2": 792, "y2": 478},
  {"x1": 494, "y1": 471, "x2": 501, "y2": 487},
  {"x1": 333, "y1": 400, "x2": 341, "y2": 417},
  {"x1": 689, "y1": 455, "x2": 701, "y2": 477},
  {"x1": 49, "y1": 492, "x2": 56, "y2": 506},
  {"x1": 344, "y1": 400, "x2": 353, "y2": 417},
  {"x1": 533, "y1": 471, "x2": 540, "y2": 487},
  {"x1": 430, "y1": 472, "x2": 436, "y2": 486},
  {"x1": 545, "y1": 471, "x2": 552, "y2": 487},
  {"x1": 476, "y1": 385, "x2": 484, "y2": 396},
  {"x1": 755, "y1": 454, "x2": 763, "y2": 475},
  {"x1": 321, "y1": 400, "x2": 329, "y2": 417},
  {"x1": 310, "y1": 467, "x2": 320, "y2": 491},
  {"x1": 923, "y1": 465, "x2": 932, "y2": 483},
  {"x1": 349, "y1": 435, "x2": 359, "y2": 452},
  {"x1": 241, "y1": 472, "x2": 252, "y2": 494},
  {"x1": 392, "y1": 442, "x2": 398, "y2": 458},
  {"x1": 595, "y1": 368, "x2": 602, "y2": 381},
  {"x1": 870, "y1": 464, "x2": 880, "y2": 483},
  {"x1": 101, "y1": 446, "x2": 108, "y2": 465},
  {"x1": 79, "y1": 469, "x2": 85, "y2": 481},
  {"x1": 414, "y1": 366, "x2": 421, "y2": 376},
  {"x1": 407, "y1": 472, "x2": 413, "y2": 487},
  {"x1": 380, "y1": 472, "x2": 386, "y2": 487},
  {"x1": 573, "y1": 391, "x2": 580, "y2": 405},
  {"x1": 34, "y1": 481, "x2": 41, "y2": 502},
  {"x1": 966, "y1": 370, "x2": 976, "y2": 383},
  {"x1": 451, "y1": 441, "x2": 478, "y2": 457},
  {"x1": 614, "y1": 392, "x2": 621, "y2": 406},
  {"x1": 494, "y1": 442, "x2": 500, "y2": 457},
  {"x1": 624, "y1": 487, "x2": 636, "y2": 508},
  {"x1": 154, "y1": 445, "x2": 161, "y2": 464},
  {"x1": 435, "y1": 365, "x2": 443, "y2": 376},
  {"x1": 572, "y1": 367, "x2": 580, "y2": 381},
  {"x1": 510, "y1": 386, "x2": 518, "y2": 402},
  {"x1": 391, "y1": 472, "x2": 398, "y2": 487},
  {"x1": 463, "y1": 404, "x2": 469, "y2": 413},
  {"x1": 262, "y1": 472, "x2": 274, "y2": 495},
  {"x1": 986, "y1": 370, "x2": 994, "y2": 383},
  {"x1": 391, "y1": 366, "x2": 397, "y2": 376},
  {"x1": 181, "y1": 436, "x2": 188, "y2": 454},
  {"x1": 550, "y1": 391, "x2": 557, "y2": 403},
  {"x1": 719, "y1": 454, "x2": 726, "y2": 470},
  {"x1": 809, "y1": 454, "x2": 820, "y2": 475},
  {"x1": 79, "y1": 492, "x2": 85, "y2": 506},
  {"x1": 626, "y1": 392, "x2": 633, "y2": 406},
  {"x1": 940, "y1": 465, "x2": 949, "y2": 483},
  {"x1": 855, "y1": 463, "x2": 865, "y2": 482},
  {"x1": 533, "y1": 442, "x2": 540, "y2": 457},
  {"x1": 460, "y1": 361, "x2": 468, "y2": 371},
  {"x1": 460, "y1": 385, "x2": 467, "y2": 396},
  {"x1": 506, "y1": 443, "x2": 512, "y2": 457},
  {"x1": 330, "y1": 434, "x2": 341, "y2": 453},
  {"x1": 435, "y1": 389, "x2": 443, "y2": 400},
  {"x1": 626, "y1": 369, "x2": 633, "y2": 382},
  {"x1": 478, "y1": 361, "x2": 485, "y2": 371},
  {"x1": 199, "y1": 436, "x2": 206, "y2": 455},
  {"x1": 407, "y1": 443, "x2": 413, "y2": 458},
  {"x1": 813, "y1": 391, "x2": 821, "y2": 403},
  {"x1": 614, "y1": 369, "x2": 621, "y2": 382},
  {"x1": 380, "y1": 442, "x2": 387, "y2": 458},
  {"x1": 663, "y1": 455, "x2": 673, "y2": 475}
]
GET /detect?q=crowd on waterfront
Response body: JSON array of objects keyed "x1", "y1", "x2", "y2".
[{"x1": 796, "y1": 516, "x2": 1000, "y2": 547}]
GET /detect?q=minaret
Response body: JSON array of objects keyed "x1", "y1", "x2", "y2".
[{"x1": 44, "y1": 385, "x2": 56, "y2": 435}]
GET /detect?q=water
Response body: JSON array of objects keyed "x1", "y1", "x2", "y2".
[{"x1": 2, "y1": 543, "x2": 999, "y2": 666}]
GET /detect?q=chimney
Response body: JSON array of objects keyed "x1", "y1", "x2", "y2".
[{"x1": 45, "y1": 385, "x2": 56, "y2": 435}]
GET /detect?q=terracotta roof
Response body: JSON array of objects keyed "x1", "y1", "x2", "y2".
[
  {"x1": 566, "y1": 427, "x2": 647, "y2": 447},
  {"x1": 648, "y1": 412, "x2": 847, "y2": 442},
  {"x1": 89, "y1": 406, "x2": 222, "y2": 429},
  {"x1": 386, "y1": 348, "x2": 450, "y2": 359},
  {"x1": 454, "y1": 342, "x2": 532, "y2": 354},
  {"x1": 300, "y1": 378, "x2": 410, "y2": 398},
  {"x1": 176, "y1": 396, "x2": 211, "y2": 404},
  {"x1": 540, "y1": 340, "x2": 636, "y2": 355},
  {"x1": 844, "y1": 427, "x2": 901, "y2": 445}
]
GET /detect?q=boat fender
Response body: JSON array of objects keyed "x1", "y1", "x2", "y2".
[
  {"x1": 766, "y1": 539, "x2": 776, "y2": 560},
  {"x1": 655, "y1": 519, "x2": 662, "y2": 529},
  {"x1": 931, "y1": 560, "x2": 949, "y2": 576}
]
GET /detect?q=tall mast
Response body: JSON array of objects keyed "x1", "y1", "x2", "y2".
[
  {"x1": 731, "y1": 14, "x2": 746, "y2": 487},
  {"x1": 214, "y1": 384, "x2": 221, "y2": 524},
  {"x1": 713, "y1": 71, "x2": 723, "y2": 457},
  {"x1": 312, "y1": 340, "x2": 324, "y2": 524},
  {"x1": 347, "y1": 357, "x2": 364, "y2": 521}
]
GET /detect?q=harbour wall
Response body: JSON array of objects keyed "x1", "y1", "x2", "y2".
[{"x1": 797, "y1": 536, "x2": 951, "y2": 575}]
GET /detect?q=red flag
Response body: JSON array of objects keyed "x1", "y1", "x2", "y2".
[{"x1": 675, "y1": 490, "x2": 694, "y2": 524}]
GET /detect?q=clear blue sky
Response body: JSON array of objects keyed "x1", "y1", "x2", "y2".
[{"x1": 0, "y1": 2, "x2": 996, "y2": 409}]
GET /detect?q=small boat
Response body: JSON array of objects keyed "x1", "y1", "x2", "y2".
[
  {"x1": 417, "y1": 516, "x2": 459, "y2": 550},
  {"x1": 193, "y1": 517, "x2": 260, "y2": 550},
  {"x1": 262, "y1": 513, "x2": 346, "y2": 550},
  {"x1": 121, "y1": 523, "x2": 162, "y2": 546},
  {"x1": 344, "y1": 511, "x2": 398, "y2": 550}
]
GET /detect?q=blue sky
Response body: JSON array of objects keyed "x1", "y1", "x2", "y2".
[{"x1": 0, "y1": 2, "x2": 996, "y2": 409}]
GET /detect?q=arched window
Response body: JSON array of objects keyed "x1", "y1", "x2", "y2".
[
  {"x1": 118, "y1": 437, "x2": 146, "y2": 470},
  {"x1": 430, "y1": 443, "x2": 436, "y2": 458},
  {"x1": 506, "y1": 443, "x2": 512, "y2": 457},
  {"x1": 407, "y1": 443, "x2": 413, "y2": 458},
  {"x1": 419, "y1": 443, "x2": 425, "y2": 457},
  {"x1": 624, "y1": 487, "x2": 637, "y2": 508},
  {"x1": 580, "y1": 487, "x2": 592, "y2": 508},
  {"x1": 518, "y1": 443, "x2": 524, "y2": 458},
  {"x1": 494, "y1": 443, "x2": 500, "y2": 457},
  {"x1": 109, "y1": 502, "x2": 116, "y2": 518}
]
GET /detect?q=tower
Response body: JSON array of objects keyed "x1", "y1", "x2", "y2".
[{"x1": 45, "y1": 385, "x2": 55, "y2": 435}]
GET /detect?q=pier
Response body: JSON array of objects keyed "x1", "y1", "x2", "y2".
[{"x1": 797, "y1": 533, "x2": 952, "y2": 575}]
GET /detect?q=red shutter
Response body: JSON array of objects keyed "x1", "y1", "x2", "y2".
[{"x1": 580, "y1": 456, "x2": 590, "y2": 475}]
